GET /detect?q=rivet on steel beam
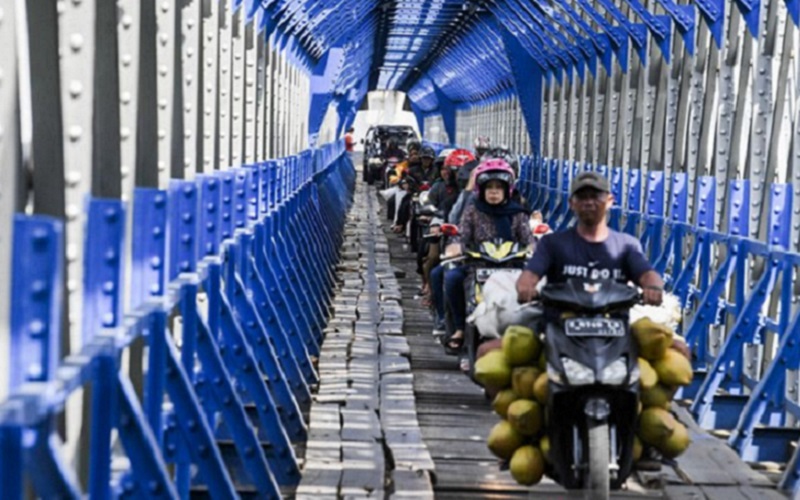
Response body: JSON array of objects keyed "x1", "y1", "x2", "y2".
[
  {"x1": 66, "y1": 171, "x2": 82, "y2": 186},
  {"x1": 68, "y1": 125, "x2": 83, "y2": 141},
  {"x1": 69, "y1": 33, "x2": 84, "y2": 52},
  {"x1": 69, "y1": 80, "x2": 83, "y2": 98},
  {"x1": 27, "y1": 363, "x2": 43, "y2": 380}
]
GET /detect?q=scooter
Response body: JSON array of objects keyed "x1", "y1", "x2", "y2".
[
  {"x1": 461, "y1": 238, "x2": 529, "y2": 372},
  {"x1": 409, "y1": 189, "x2": 436, "y2": 253},
  {"x1": 539, "y1": 279, "x2": 641, "y2": 499}
]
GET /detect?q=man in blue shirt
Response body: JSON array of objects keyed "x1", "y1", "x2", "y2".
[{"x1": 517, "y1": 171, "x2": 664, "y2": 305}]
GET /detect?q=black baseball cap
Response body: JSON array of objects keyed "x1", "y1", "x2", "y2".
[{"x1": 570, "y1": 171, "x2": 610, "y2": 197}]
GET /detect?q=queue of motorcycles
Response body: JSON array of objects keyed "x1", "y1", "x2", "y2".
[{"x1": 376, "y1": 151, "x2": 649, "y2": 498}]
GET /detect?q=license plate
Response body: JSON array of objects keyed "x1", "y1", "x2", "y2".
[{"x1": 564, "y1": 318, "x2": 625, "y2": 337}]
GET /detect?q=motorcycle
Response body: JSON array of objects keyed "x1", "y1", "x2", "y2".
[
  {"x1": 439, "y1": 224, "x2": 529, "y2": 362},
  {"x1": 409, "y1": 187, "x2": 435, "y2": 252},
  {"x1": 368, "y1": 155, "x2": 402, "y2": 189},
  {"x1": 539, "y1": 278, "x2": 641, "y2": 498}
]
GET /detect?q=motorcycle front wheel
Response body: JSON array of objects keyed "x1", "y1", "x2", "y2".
[{"x1": 587, "y1": 420, "x2": 610, "y2": 500}]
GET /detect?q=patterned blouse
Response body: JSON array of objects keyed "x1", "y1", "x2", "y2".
[{"x1": 453, "y1": 201, "x2": 532, "y2": 249}]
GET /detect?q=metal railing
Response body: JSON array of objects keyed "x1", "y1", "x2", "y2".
[{"x1": 0, "y1": 143, "x2": 355, "y2": 499}]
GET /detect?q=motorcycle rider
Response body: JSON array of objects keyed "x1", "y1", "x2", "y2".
[
  {"x1": 514, "y1": 173, "x2": 694, "y2": 365},
  {"x1": 444, "y1": 160, "x2": 531, "y2": 354},
  {"x1": 516, "y1": 171, "x2": 664, "y2": 306},
  {"x1": 448, "y1": 160, "x2": 481, "y2": 225},
  {"x1": 474, "y1": 136, "x2": 491, "y2": 160},
  {"x1": 392, "y1": 145, "x2": 435, "y2": 234},
  {"x1": 420, "y1": 149, "x2": 473, "y2": 303},
  {"x1": 406, "y1": 145, "x2": 438, "y2": 187},
  {"x1": 428, "y1": 148, "x2": 472, "y2": 219},
  {"x1": 381, "y1": 138, "x2": 405, "y2": 161},
  {"x1": 428, "y1": 150, "x2": 477, "y2": 334}
]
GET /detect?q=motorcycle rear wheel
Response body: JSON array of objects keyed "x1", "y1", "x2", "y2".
[{"x1": 587, "y1": 420, "x2": 610, "y2": 500}]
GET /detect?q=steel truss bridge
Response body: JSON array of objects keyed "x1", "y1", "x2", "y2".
[{"x1": 2, "y1": 0, "x2": 800, "y2": 498}]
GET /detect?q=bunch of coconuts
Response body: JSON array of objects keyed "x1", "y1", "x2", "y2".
[{"x1": 474, "y1": 315, "x2": 693, "y2": 487}]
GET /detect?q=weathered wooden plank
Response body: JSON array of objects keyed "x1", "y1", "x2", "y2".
[
  {"x1": 340, "y1": 441, "x2": 385, "y2": 492},
  {"x1": 380, "y1": 355, "x2": 411, "y2": 374},
  {"x1": 419, "y1": 425, "x2": 488, "y2": 442},
  {"x1": 425, "y1": 438, "x2": 495, "y2": 461},
  {"x1": 296, "y1": 461, "x2": 342, "y2": 497},
  {"x1": 672, "y1": 406, "x2": 773, "y2": 487},
  {"x1": 341, "y1": 409, "x2": 382, "y2": 441},
  {"x1": 390, "y1": 469, "x2": 434, "y2": 499}
]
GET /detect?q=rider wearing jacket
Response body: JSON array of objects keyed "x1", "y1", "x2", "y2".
[
  {"x1": 406, "y1": 145, "x2": 438, "y2": 187},
  {"x1": 428, "y1": 150, "x2": 477, "y2": 334},
  {"x1": 428, "y1": 148, "x2": 472, "y2": 218}
]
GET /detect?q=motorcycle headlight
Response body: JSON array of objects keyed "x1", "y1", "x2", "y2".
[
  {"x1": 561, "y1": 358, "x2": 595, "y2": 385},
  {"x1": 419, "y1": 192, "x2": 430, "y2": 205},
  {"x1": 600, "y1": 357, "x2": 628, "y2": 385}
]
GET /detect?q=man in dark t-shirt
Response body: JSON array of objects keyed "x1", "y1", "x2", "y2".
[{"x1": 517, "y1": 171, "x2": 664, "y2": 305}]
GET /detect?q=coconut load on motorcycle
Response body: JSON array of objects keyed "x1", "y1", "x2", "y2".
[{"x1": 474, "y1": 282, "x2": 692, "y2": 491}]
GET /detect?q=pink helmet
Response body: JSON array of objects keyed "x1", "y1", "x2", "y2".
[{"x1": 473, "y1": 159, "x2": 516, "y2": 197}]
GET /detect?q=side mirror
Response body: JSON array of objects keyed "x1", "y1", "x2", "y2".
[
  {"x1": 533, "y1": 223, "x2": 551, "y2": 235},
  {"x1": 360, "y1": 139, "x2": 365, "y2": 144},
  {"x1": 441, "y1": 224, "x2": 460, "y2": 237}
]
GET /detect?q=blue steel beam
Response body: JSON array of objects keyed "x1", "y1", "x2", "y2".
[
  {"x1": 432, "y1": 82, "x2": 457, "y2": 146},
  {"x1": 307, "y1": 47, "x2": 345, "y2": 147}
]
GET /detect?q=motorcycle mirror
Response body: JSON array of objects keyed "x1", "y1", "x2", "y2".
[
  {"x1": 441, "y1": 224, "x2": 460, "y2": 237},
  {"x1": 533, "y1": 224, "x2": 551, "y2": 235}
]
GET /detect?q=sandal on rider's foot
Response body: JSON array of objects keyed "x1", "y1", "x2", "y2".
[{"x1": 444, "y1": 330, "x2": 464, "y2": 354}]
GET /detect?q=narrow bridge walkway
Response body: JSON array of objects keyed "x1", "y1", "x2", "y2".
[
  {"x1": 296, "y1": 182, "x2": 436, "y2": 499},
  {"x1": 298, "y1": 171, "x2": 791, "y2": 499}
]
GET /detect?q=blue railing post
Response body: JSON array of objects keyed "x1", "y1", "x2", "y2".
[
  {"x1": 672, "y1": 176, "x2": 714, "y2": 307},
  {"x1": 130, "y1": 189, "x2": 169, "y2": 443},
  {"x1": 4, "y1": 215, "x2": 65, "y2": 500},
  {"x1": 623, "y1": 169, "x2": 642, "y2": 237},
  {"x1": 641, "y1": 170, "x2": 665, "y2": 261},
  {"x1": 608, "y1": 167, "x2": 624, "y2": 231},
  {"x1": 168, "y1": 179, "x2": 200, "y2": 498},
  {"x1": 83, "y1": 198, "x2": 126, "y2": 500}
]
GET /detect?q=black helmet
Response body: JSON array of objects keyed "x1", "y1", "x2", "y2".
[
  {"x1": 456, "y1": 159, "x2": 480, "y2": 190},
  {"x1": 407, "y1": 139, "x2": 422, "y2": 153},
  {"x1": 420, "y1": 146, "x2": 436, "y2": 159}
]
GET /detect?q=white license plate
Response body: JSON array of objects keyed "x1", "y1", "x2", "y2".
[{"x1": 564, "y1": 318, "x2": 625, "y2": 337}]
